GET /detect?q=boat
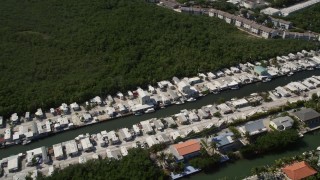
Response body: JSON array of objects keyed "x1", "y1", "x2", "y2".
[
  {"x1": 262, "y1": 78, "x2": 271, "y2": 82},
  {"x1": 287, "y1": 72, "x2": 294, "y2": 76},
  {"x1": 186, "y1": 97, "x2": 196, "y2": 102},
  {"x1": 317, "y1": 146, "x2": 320, "y2": 151},
  {"x1": 144, "y1": 108, "x2": 155, "y2": 114},
  {"x1": 22, "y1": 140, "x2": 31, "y2": 145},
  {"x1": 307, "y1": 67, "x2": 314, "y2": 71}
]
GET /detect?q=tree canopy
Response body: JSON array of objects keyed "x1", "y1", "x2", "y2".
[
  {"x1": 285, "y1": 3, "x2": 320, "y2": 33},
  {"x1": 0, "y1": 0, "x2": 317, "y2": 117},
  {"x1": 40, "y1": 148, "x2": 167, "y2": 180}
]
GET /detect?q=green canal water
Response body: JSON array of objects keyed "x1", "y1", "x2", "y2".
[
  {"x1": 188, "y1": 130, "x2": 320, "y2": 180},
  {"x1": 1, "y1": 70, "x2": 320, "y2": 167}
]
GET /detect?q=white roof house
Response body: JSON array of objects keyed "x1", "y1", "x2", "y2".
[
  {"x1": 177, "y1": 81, "x2": 192, "y2": 96},
  {"x1": 81, "y1": 138, "x2": 93, "y2": 152},
  {"x1": 142, "y1": 123, "x2": 154, "y2": 134},
  {"x1": 137, "y1": 88, "x2": 151, "y2": 105},
  {"x1": 58, "y1": 117, "x2": 69, "y2": 127},
  {"x1": 170, "y1": 131, "x2": 181, "y2": 140},
  {"x1": 11, "y1": 113, "x2": 19, "y2": 124},
  {"x1": 26, "y1": 146, "x2": 49, "y2": 166},
  {"x1": 60, "y1": 103, "x2": 69, "y2": 113},
  {"x1": 260, "y1": 7, "x2": 280, "y2": 15},
  {"x1": 35, "y1": 108, "x2": 44, "y2": 118},
  {"x1": 106, "y1": 149, "x2": 122, "y2": 160},
  {"x1": 53, "y1": 143, "x2": 64, "y2": 160},
  {"x1": 119, "y1": 128, "x2": 132, "y2": 141},
  {"x1": 153, "y1": 119, "x2": 165, "y2": 130},
  {"x1": 270, "y1": 116, "x2": 294, "y2": 131},
  {"x1": 217, "y1": 103, "x2": 232, "y2": 114},
  {"x1": 177, "y1": 114, "x2": 189, "y2": 125},
  {"x1": 65, "y1": 140, "x2": 79, "y2": 156},
  {"x1": 70, "y1": 102, "x2": 80, "y2": 111},
  {"x1": 108, "y1": 131, "x2": 120, "y2": 144},
  {"x1": 4, "y1": 128, "x2": 12, "y2": 141},
  {"x1": 132, "y1": 125, "x2": 141, "y2": 135},
  {"x1": 92, "y1": 96, "x2": 102, "y2": 105},
  {"x1": 232, "y1": 99, "x2": 249, "y2": 108},
  {"x1": 117, "y1": 92, "x2": 124, "y2": 100},
  {"x1": 146, "y1": 135, "x2": 160, "y2": 147},
  {"x1": 82, "y1": 113, "x2": 92, "y2": 122},
  {"x1": 188, "y1": 77, "x2": 201, "y2": 85},
  {"x1": 7, "y1": 155, "x2": 19, "y2": 173},
  {"x1": 188, "y1": 112, "x2": 199, "y2": 122},
  {"x1": 120, "y1": 146, "x2": 128, "y2": 156},
  {"x1": 239, "y1": 119, "x2": 267, "y2": 136}
]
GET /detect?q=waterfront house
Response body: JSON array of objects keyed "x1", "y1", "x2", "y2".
[
  {"x1": 197, "y1": 109, "x2": 209, "y2": 119},
  {"x1": 293, "y1": 108, "x2": 320, "y2": 129},
  {"x1": 254, "y1": 66, "x2": 268, "y2": 76},
  {"x1": 177, "y1": 114, "x2": 189, "y2": 125},
  {"x1": 212, "y1": 132, "x2": 243, "y2": 153},
  {"x1": 92, "y1": 96, "x2": 102, "y2": 105},
  {"x1": 154, "y1": 119, "x2": 165, "y2": 131},
  {"x1": 53, "y1": 143, "x2": 64, "y2": 160},
  {"x1": 35, "y1": 108, "x2": 44, "y2": 119},
  {"x1": 164, "y1": 117, "x2": 177, "y2": 127},
  {"x1": 132, "y1": 124, "x2": 141, "y2": 136},
  {"x1": 81, "y1": 137, "x2": 93, "y2": 152},
  {"x1": 7, "y1": 155, "x2": 19, "y2": 173},
  {"x1": 65, "y1": 140, "x2": 79, "y2": 157},
  {"x1": 137, "y1": 88, "x2": 151, "y2": 105},
  {"x1": 282, "y1": 161, "x2": 317, "y2": 180},
  {"x1": 217, "y1": 103, "x2": 233, "y2": 114},
  {"x1": 275, "y1": 86, "x2": 291, "y2": 97},
  {"x1": 232, "y1": 98, "x2": 249, "y2": 108},
  {"x1": 269, "y1": 116, "x2": 294, "y2": 131},
  {"x1": 82, "y1": 113, "x2": 92, "y2": 122},
  {"x1": 26, "y1": 146, "x2": 50, "y2": 166},
  {"x1": 142, "y1": 122, "x2": 154, "y2": 134},
  {"x1": 188, "y1": 112, "x2": 199, "y2": 122},
  {"x1": 170, "y1": 139, "x2": 201, "y2": 161},
  {"x1": 119, "y1": 128, "x2": 132, "y2": 141},
  {"x1": 238, "y1": 119, "x2": 267, "y2": 136},
  {"x1": 108, "y1": 130, "x2": 120, "y2": 144}
]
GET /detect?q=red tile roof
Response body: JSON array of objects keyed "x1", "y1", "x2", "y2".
[
  {"x1": 282, "y1": 161, "x2": 317, "y2": 180},
  {"x1": 173, "y1": 140, "x2": 201, "y2": 156}
]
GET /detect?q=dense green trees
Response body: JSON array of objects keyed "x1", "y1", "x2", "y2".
[
  {"x1": 285, "y1": 4, "x2": 320, "y2": 33},
  {"x1": 40, "y1": 148, "x2": 167, "y2": 180},
  {"x1": 0, "y1": 0, "x2": 317, "y2": 117},
  {"x1": 240, "y1": 130, "x2": 300, "y2": 158}
]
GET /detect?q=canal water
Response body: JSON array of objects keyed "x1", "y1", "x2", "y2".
[
  {"x1": 188, "y1": 130, "x2": 320, "y2": 180},
  {"x1": 0, "y1": 70, "x2": 320, "y2": 159}
]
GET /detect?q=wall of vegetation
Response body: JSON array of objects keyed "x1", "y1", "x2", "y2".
[
  {"x1": 36, "y1": 148, "x2": 167, "y2": 180},
  {"x1": 0, "y1": 0, "x2": 317, "y2": 117},
  {"x1": 285, "y1": 3, "x2": 320, "y2": 33}
]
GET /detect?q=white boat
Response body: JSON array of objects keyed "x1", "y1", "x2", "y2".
[
  {"x1": 287, "y1": 72, "x2": 294, "y2": 76},
  {"x1": 262, "y1": 78, "x2": 271, "y2": 82},
  {"x1": 22, "y1": 140, "x2": 31, "y2": 145},
  {"x1": 186, "y1": 97, "x2": 196, "y2": 102},
  {"x1": 144, "y1": 108, "x2": 155, "y2": 114},
  {"x1": 317, "y1": 146, "x2": 320, "y2": 151},
  {"x1": 307, "y1": 67, "x2": 314, "y2": 71},
  {"x1": 134, "y1": 111, "x2": 143, "y2": 116}
]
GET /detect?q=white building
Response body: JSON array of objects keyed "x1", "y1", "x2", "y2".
[
  {"x1": 70, "y1": 102, "x2": 80, "y2": 111},
  {"x1": 133, "y1": 124, "x2": 141, "y2": 135},
  {"x1": 137, "y1": 88, "x2": 151, "y2": 105},
  {"x1": 35, "y1": 108, "x2": 44, "y2": 118},
  {"x1": 108, "y1": 131, "x2": 120, "y2": 144},
  {"x1": 53, "y1": 143, "x2": 64, "y2": 160},
  {"x1": 120, "y1": 146, "x2": 128, "y2": 156},
  {"x1": 7, "y1": 155, "x2": 19, "y2": 173},
  {"x1": 65, "y1": 140, "x2": 79, "y2": 157},
  {"x1": 146, "y1": 135, "x2": 160, "y2": 147},
  {"x1": 177, "y1": 81, "x2": 192, "y2": 96},
  {"x1": 232, "y1": 99, "x2": 249, "y2": 108},
  {"x1": 119, "y1": 128, "x2": 132, "y2": 141},
  {"x1": 11, "y1": 113, "x2": 19, "y2": 124},
  {"x1": 81, "y1": 137, "x2": 93, "y2": 152}
]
